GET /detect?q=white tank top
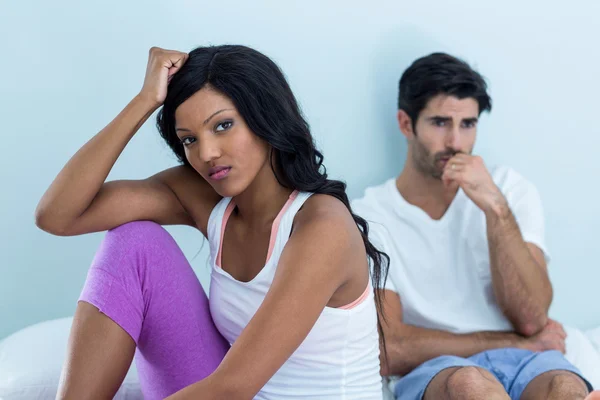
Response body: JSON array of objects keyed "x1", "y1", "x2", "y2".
[{"x1": 207, "y1": 191, "x2": 383, "y2": 399}]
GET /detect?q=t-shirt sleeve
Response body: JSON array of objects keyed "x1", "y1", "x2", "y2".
[
  {"x1": 365, "y1": 220, "x2": 399, "y2": 293},
  {"x1": 504, "y1": 177, "x2": 550, "y2": 263}
]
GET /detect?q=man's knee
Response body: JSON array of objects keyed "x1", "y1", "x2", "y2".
[
  {"x1": 445, "y1": 366, "x2": 502, "y2": 397},
  {"x1": 521, "y1": 370, "x2": 590, "y2": 400},
  {"x1": 546, "y1": 372, "x2": 588, "y2": 397}
]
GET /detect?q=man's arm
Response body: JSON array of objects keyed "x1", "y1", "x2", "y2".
[
  {"x1": 380, "y1": 290, "x2": 565, "y2": 377},
  {"x1": 486, "y1": 205, "x2": 552, "y2": 336},
  {"x1": 443, "y1": 156, "x2": 552, "y2": 336}
]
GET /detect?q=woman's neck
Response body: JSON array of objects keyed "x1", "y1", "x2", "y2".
[{"x1": 232, "y1": 161, "x2": 293, "y2": 230}]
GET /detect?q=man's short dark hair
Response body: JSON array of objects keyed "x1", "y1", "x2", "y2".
[{"x1": 398, "y1": 53, "x2": 492, "y2": 129}]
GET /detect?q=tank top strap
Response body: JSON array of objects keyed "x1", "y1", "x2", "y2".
[
  {"x1": 270, "y1": 191, "x2": 314, "y2": 257},
  {"x1": 207, "y1": 196, "x2": 234, "y2": 264}
]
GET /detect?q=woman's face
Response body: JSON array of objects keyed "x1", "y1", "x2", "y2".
[{"x1": 174, "y1": 86, "x2": 271, "y2": 197}]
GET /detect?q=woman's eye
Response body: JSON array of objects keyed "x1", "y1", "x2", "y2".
[
  {"x1": 180, "y1": 137, "x2": 196, "y2": 146},
  {"x1": 215, "y1": 120, "x2": 233, "y2": 132}
]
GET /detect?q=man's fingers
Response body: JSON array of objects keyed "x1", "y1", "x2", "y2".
[
  {"x1": 446, "y1": 162, "x2": 464, "y2": 172},
  {"x1": 547, "y1": 320, "x2": 567, "y2": 339},
  {"x1": 443, "y1": 167, "x2": 463, "y2": 182},
  {"x1": 448, "y1": 154, "x2": 471, "y2": 164}
]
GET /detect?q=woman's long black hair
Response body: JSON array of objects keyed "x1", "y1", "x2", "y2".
[{"x1": 157, "y1": 45, "x2": 389, "y2": 352}]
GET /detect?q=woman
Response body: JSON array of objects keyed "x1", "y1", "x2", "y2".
[{"x1": 36, "y1": 45, "x2": 388, "y2": 400}]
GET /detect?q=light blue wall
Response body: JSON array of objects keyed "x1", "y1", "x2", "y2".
[{"x1": 2, "y1": 1, "x2": 599, "y2": 339}]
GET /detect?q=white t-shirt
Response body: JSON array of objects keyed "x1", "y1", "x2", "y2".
[{"x1": 351, "y1": 165, "x2": 549, "y2": 334}]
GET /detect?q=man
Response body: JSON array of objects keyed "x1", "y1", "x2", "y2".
[{"x1": 352, "y1": 53, "x2": 598, "y2": 400}]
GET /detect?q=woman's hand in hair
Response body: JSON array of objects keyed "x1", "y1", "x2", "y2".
[{"x1": 139, "y1": 47, "x2": 189, "y2": 107}]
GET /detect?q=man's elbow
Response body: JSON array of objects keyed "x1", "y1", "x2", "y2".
[
  {"x1": 380, "y1": 338, "x2": 421, "y2": 377},
  {"x1": 506, "y1": 290, "x2": 553, "y2": 337},
  {"x1": 389, "y1": 361, "x2": 420, "y2": 377},
  {"x1": 381, "y1": 356, "x2": 418, "y2": 377},
  {"x1": 514, "y1": 313, "x2": 548, "y2": 337}
]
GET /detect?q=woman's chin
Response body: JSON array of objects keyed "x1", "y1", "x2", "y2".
[{"x1": 210, "y1": 181, "x2": 244, "y2": 199}]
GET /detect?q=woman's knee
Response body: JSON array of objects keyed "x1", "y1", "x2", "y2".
[
  {"x1": 93, "y1": 221, "x2": 180, "y2": 278},
  {"x1": 107, "y1": 220, "x2": 171, "y2": 243},
  {"x1": 103, "y1": 221, "x2": 178, "y2": 257}
]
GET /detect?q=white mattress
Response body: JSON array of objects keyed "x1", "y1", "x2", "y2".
[
  {"x1": 1, "y1": 318, "x2": 598, "y2": 399},
  {"x1": 0, "y1": 317, "x2": 142, "y2": 400},
  {"x1": 566, "y1": 325, "x2": 600, "y2": 389}
]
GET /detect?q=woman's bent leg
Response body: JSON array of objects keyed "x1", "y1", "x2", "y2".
[{"x1": 57, "y1": 221, "x2": 229, "y2": 400}]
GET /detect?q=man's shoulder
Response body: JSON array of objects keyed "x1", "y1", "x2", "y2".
[
  {"x1": 489, "y1": 165, "x2": 537, "y2": 195},
  {"x1": 351, "y1": 178, "x2": 395, "y2": 219}
]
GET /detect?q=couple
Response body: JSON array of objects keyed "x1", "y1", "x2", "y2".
[{"x1": 36, "y1": 45, "x2": 598, "y2": 400}]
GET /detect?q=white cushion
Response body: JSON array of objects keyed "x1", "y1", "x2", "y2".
[
  {"x1": 565, "y1": 325, "x2": 600, "y2": 389},
  {"x1": 587, "y1": 326, "x2": 600, "y2": 352},
  {"x1": 0, "y1": 317, "x2": 142, "y2": 400}
]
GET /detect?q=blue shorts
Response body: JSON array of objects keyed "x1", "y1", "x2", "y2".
[{"x1": 394, "y1": 348, "x2": 593, "y2": 400}]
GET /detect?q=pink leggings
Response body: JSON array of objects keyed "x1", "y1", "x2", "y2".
[{"x1": 79, "y1": 221, "x2": 229, "y2": 400}]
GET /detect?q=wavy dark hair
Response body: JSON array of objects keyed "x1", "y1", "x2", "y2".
[{"x1": 156, "y1": 44, "x2": 389, "y2": 352}]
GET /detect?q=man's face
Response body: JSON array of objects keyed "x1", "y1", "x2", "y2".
[{"x1": 410, "y1": 95, "x2": 479, "y2": 179}]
